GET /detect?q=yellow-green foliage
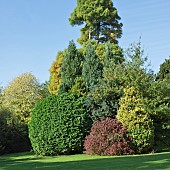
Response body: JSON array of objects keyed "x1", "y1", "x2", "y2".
[
  {"x1": 1, "y1": 73, "x2": 42, "y2": 124},
  {"x1": 81, "y1": 42, "x2": 123, "y2": 62},
  {"x1": 95, "y1": 43, "x2": 123, "y2": 62},
  {"x1": 117, "y1": 87, "x2": 154, "y2": 153},
  {"x1": 48, "y1": 51, "x2": 64, "y2": 95},
  {"x1": 77, "y1": 26, "x2": 90, "y2": 46},
  {"x1": 70, "y1": 76, "x2": 87, "y2": 97}
]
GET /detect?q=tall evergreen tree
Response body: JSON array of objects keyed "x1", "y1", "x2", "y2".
[
  {"x1": 82, "y1": 41, "x2": 102, "y2": 91},
  {"x1": 87, "y1": 43, "x2": 124, "y2": 120},
  {"x1": 69, "y1": 0, "x2": 122, "y2": 45},
  {"x1": 59, "y1": 41, "x2": 82, "y2": 93}
]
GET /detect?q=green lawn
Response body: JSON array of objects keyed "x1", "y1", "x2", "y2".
[{"x1": 0, "y1": 152, "x2": 170, "y2": 170}]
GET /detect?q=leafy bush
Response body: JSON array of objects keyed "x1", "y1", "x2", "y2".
[
  {"x1": 29, "y1": 93, "x2": 91, "y2": 156},
  {"x1": 0, "y1": 107, "x2": 31, "y2": 155},
  {"x1": 84, "y1": 118, "x2": 134, "y2": 156},
  {"x1": 117, "y1": 87, "x2": 154, "y2": 153}
]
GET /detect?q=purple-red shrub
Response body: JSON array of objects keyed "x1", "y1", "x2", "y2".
[{"x1": 84, "y1": 118, "x2": 134, "y2": 156}]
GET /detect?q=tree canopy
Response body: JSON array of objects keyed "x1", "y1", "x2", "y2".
[
  {"x1": 1, "y1": 73, "x2": 43, "y2": 124},
  {"x1": 69, "y1": 0, "x2": 122, "y2": 45}
]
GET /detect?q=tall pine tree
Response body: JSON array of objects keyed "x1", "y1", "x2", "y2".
[{"x1": 69, "y1": 0, "x2": 122, "y2": 45}]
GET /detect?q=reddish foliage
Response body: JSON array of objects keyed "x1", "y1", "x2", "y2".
[{"x1": 84, "y1": 118, "x2": 134, "y2": 156}]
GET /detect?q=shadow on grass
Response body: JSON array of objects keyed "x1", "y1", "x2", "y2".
[{"x1": 0, "y1": 152, "x2": 170, "y2": 170}]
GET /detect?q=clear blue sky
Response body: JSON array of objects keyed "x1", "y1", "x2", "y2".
[{"x1": 1, "y1": 0, "x2": 170, "y2": 87}]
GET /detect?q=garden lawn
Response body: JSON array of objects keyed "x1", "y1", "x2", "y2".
[{"x1": 0, "y1": 152, "x2": 170, "y2": 170}]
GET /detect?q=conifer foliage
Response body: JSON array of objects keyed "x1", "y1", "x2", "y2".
[
  {"x1": 59, "y1": 41, "x2": 82, "y2": 93},
  {"x1": 82, "y1": 41, "x2": 103, "y2": 91},
  {"x1": 117, "y1": 87, "x2": 154, "y2": 153},
  {"x1": 69, "y1": 0, "x2": 123, "y2": 45},
  {"x1": 48, "y1": 51, "x2": 64, "y2": 95}
]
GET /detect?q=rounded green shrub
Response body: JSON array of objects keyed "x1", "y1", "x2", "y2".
[
  {"x1": 29, "y1": 93, "x2": 91, "y2": 156},
  {"x1": 84, "y1": 118, "x2": 134, "y2": 156}
]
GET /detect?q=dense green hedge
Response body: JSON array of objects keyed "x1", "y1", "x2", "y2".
[{"x1": 29, "y1": 93, "x2": 91, "y2": 156}]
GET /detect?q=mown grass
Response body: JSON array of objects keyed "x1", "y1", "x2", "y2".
[{"x1": 0, "y1": 152, "x2": 170, "y2": 170}]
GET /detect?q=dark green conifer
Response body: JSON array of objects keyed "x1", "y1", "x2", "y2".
[
  {"x1": 59, "y1": 41, "x2": 82, "y2": 93},
  {"x1": 82, "y1": 41, "x2": 102, "y2": 91}
]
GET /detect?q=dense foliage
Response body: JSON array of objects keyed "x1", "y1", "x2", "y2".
[
  {"x1": 29, "y1": 93, "x2": 91, "y2": 156},
  {"x1": 1, "y1": 73, "x2": 43, "y2": 124},
  {"x1": 117, "y1": 87, "x2": 154, "y2": 153},
  {"x1": 49, "y1": 51, "x2": 64, "y2": 95},
  {"x1": 156, "y1": 58, "x2": 170, "y2": 81},
  {"x1": 122, "y1": 42, "x2": 154, "y2": 96},
  {"x1": 2, "y1": 1, "x2": 170, "y2": 157},
  {"x1": 84, "y1": 45, "x2": 124, "y2": 121},
  {"x1": 70, "y1": 76, "x2": 87, "y2": 96},
  {"x1": 69, "y1": 0, "x2": 122, "y2": 45},
  {"x1": 84, "y1": 118, "x2": 134, "y2": 156},
  {"x1": 82, "y1": 41, "x2": 102, "y2": 91},
  {"x1": 94, "y1": 42, "x2": 124, "y2": 64},
  {"x1": 59, "y1": 41, "x2": 82, "y2": 93},
  {"x1": 147, "y1": 81, "x2": 170, "y2": 150},
  {"x1": 0, "y1": 107, "x2": 31, "y2": 155}
]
